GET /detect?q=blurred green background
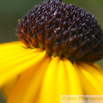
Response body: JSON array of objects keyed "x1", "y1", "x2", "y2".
[{"x1": 0, "y1": 0, "x2": 103, "y2": 102}]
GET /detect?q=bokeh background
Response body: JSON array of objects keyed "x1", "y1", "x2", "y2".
[{"x1": 0, "y1": 0, "x2": 103, "y2": 102}]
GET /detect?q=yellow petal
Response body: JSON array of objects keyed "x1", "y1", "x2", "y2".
[
  {"x1": 78, "y1": 62, "x2": 103, "y2": 84},
  {"x1": 37, "y1": 57, "x2": 60, "y2": 103},
  {"x1": 0, "y1": 41, "x2": 23, "y2": 48},
  {"x1": 0, "y1": 41, "x2": 42, "y2": 59},
  {"x1": 7, "y1": 57, "x2": 51, "y2": 103},
  {"x1": 55, "y1": 59, "x2": 69, "y2": 96},
  {"x1": 88, "y1": 62, "x2": 103, "y2": 74},
  {"x1": 0, "y1": 41, "x2": 24, "y2": 54},
  {"x1": 74, "y1": 62, "x2": 103, "y2": 95},
  {"x1": 63, "y1": 58, "x2": 83, "y2": 95},
  {"x1": 0, "y1": 41, "x2": 47, "y2": 87},
  {"x1": 38, "y1": 59, "x2": 69, "y2": 103},
  {"x1": 1, "y1": 76, "x2": 18, "y2": 100},
  {"x1": 37, "y1": 58, "x2": 83, "y2": 103}
]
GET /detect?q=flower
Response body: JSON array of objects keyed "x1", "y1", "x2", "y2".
[{"x1": 0, "y1": 0, "x2": 103, "y2": 103}]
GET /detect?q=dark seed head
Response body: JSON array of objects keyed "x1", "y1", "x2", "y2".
[{"x1": 16, "y1": 0, "x2": 103, "y2": 62}]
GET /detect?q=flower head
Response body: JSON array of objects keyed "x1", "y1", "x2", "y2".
[
  {"x1": 0, "y1": 0, "x2": 103, "y2": 103},
  {"x1": 17, "y1": 0, "x2": 103, "y2": 62}
]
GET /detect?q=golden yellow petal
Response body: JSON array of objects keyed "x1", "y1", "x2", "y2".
[
  {"x1": 38, "y1": 59, "x2": 69, "y2": 103},
  {"x1": 1, "y1": 76, "x2": 18, "y2": 100},
  {"x1": 37, "y1": 58, "x2": 83, "y2": 103},
  {"x1": 88, "y1": 62, "x2": 103, "y2": 74},
  {"x1": 37, "y1": 57, "x2": 60, "y2": 103},
  {"x1": 78, "y1": 62, "x2": 103, "y2": 84},
  {"x1": 0, "y1": 41, "x2": 23, "y2": 47},
  {"x1": 55, "y1": 59, "x2": 69, "y2": 96},
  {"x1": 63, "y1": 58, "x2": 83, "y2": 95},
  {"x1": 0, "y1": 41, "x2": 24, "y2": 53},
  {"x1": 0, "y1": 41, "x2": 42, "y2": 59},
  {"x1": 0, "y1": 42, "x2": 47, "y2": 87},
  {"x1": 7, "y1": 57, "x2": 51, "y2": 103},
  {"x1": 74, "y1": 62, "x2": 103, "y2": 95}
]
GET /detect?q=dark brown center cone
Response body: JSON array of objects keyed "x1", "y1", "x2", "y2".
[{"x1": 16, "y1": 0, "x2": 103, "y2": 62}]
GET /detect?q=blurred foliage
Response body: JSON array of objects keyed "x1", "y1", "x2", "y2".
[{"x1": 0, "y1": 0, "x2": 103, "y2": 103}]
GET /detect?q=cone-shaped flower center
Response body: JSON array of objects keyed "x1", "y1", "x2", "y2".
[{"x1": 17, "y1": 0, "x2": 103, "y2": 62}]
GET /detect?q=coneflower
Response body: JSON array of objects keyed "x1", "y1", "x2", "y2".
[{"x1": 0, "y1": 0, "x2": 103, "y2": 103}]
